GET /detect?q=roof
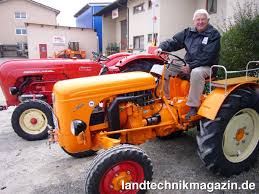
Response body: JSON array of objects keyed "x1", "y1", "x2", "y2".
[
  {"x1": 0, "y1": 0, "x2": 60, "y2": 15},
  {"x1": 94, "y1": 0, "x2": 127, "y2": 16},
  {"x1": 25, "y1": 22, "x2": 93, "y2": 30},
  {"x1": 74, "y1": 2, "x2": 111, "y2": 17}
]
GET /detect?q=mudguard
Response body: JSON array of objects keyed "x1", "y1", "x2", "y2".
[
  {"x1": 198, "y1": 83, "x2": 259, "y2": 120},
  {"x1": 115, "y1": 54, "x2": 164, "y2": 68}
]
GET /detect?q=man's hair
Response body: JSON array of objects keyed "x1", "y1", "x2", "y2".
[{"x1": 193, "y1": 9, "x2": 210, "y2": 20}]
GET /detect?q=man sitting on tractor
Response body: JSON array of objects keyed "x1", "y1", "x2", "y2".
[{"x1": 156, "y1": 9, "x2": 221, "y2": 119}]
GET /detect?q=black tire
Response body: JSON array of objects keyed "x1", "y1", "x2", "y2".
[
  {"x1": 61, "y1": 147, "x2": 96, "y2": 158},
  {"x1": 197, "y1": 87, "x2": 259, "y2": 177},
  {"x1": 85, "y1": 144, "x2": 153, "y2": 194},
  {"x1": 11, "y1": 100, "x2": 54, "y2": 141}
]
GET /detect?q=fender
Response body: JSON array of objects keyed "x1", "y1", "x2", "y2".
[
  {"x1": 115, "y1": 54, "x2": 164, "y2": 68},
  {"x1": 105, "y1": 52, "x2": 132, "y2": 67},
  {"x1": 198, "y1": 82, "x2": 259, "y2": 120}
]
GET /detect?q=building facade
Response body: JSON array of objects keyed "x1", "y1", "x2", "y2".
[
  {"x1": 97, "y1": 0, "x2": 259, "y2": 54},
  {"x1": 0, "y1": 0, "x2": 59, "y2": 45},
  {"x1": 95, "y1": 0, "x2": 128, "y2": 54},
  {"x1": 74, "y1": 3, "x2": 110, "y2": 52},
  {"x1": 26, "y1": 23, "x2": 98, "y2": 59}
]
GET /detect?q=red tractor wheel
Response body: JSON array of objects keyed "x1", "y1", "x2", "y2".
[{"x1": 85, "y1": 145, "x2": 153, "y2": 194}]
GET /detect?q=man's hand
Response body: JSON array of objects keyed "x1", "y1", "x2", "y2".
[
  {"x1": 154, "y1": 48, "x2": 162, "y2": 56},
  {"x1": 181, "y1": 64, "x2": 190, "y2": 74}
]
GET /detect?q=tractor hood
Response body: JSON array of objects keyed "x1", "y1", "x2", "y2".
[{"x1": 53, "y1": 72, "x2": 156, "y2": 101}]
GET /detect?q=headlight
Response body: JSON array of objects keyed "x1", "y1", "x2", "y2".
[
  {"x1": 9, "y1": 87, "x2": 18, "y2": 95},
  {"x1": 70, "y1": 120, "x2": 87, "y2": 136}
]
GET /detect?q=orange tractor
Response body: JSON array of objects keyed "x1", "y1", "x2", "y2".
[
  {"x1": 51, "y1": 52, "x2": 259, "y2": 193},
  {"x1": 54, "y1": 42, "x2": 86, "y2": 59}
]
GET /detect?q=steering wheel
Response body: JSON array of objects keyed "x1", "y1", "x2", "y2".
[
  {"x1": 156, "y1": 51, "x2": 190, "y2": 80},
  {"x1": 92, "y1": 51, "x2": 109, "y2": 62},
  {"x1": 158, "y1": 51, "x2": 186, "y2": 67}
]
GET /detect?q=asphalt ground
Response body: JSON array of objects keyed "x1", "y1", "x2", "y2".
[{"x1": 0, "y1": 57, "x2": 258, "y2": 194}]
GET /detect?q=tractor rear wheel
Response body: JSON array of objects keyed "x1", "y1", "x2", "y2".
[
  {"x1": 85, "y1": 144, "x2": 153, "y2": 194},
  {"x1": 11, "y1": 100, "x2": 54, "y2": 141},
  {"x1": 61, "y1": 147, "x2": 96, "y2": 158},
  {"x1": 197, "y1": 87, "x2": 259, "y2": 177}
]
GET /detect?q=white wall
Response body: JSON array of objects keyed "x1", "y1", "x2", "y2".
[
  {"x1": 128, "y1": 0, "x2": 160, "y2": 51},
  {"x1": 208, "y1": 0, "x2": 227, "y2": 32},
  {"x1": 27, "y1": 24, "x2": 97, "y2": 59},
  {"x1": 159, "y1": 0, "x2": 197, "y2": 42}
]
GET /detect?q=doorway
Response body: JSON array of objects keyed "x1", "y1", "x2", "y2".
[
  {"x1": 120, "y1": 20, "x2": 128, "y2": 51},
  {"x1": 39, "y1": 44, "x2": 47, "y2": 58}
]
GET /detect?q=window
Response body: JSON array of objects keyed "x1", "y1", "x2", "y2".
[
  {"x1": 148, "y1": 33, "x2": 158, "y2": 43},
  {"x1": 15, "y1": 11, "x2": 27, "y2": 19},
  {"x1": 148, "y1": 0, "x2": 152, "y2": 9},
  {"x1": 133, "y1": 4, "x2": 144, "y2": 14},
  {"x1": 133, "y1": 35, "x2": 144, "y2": 50},
  {"x1": 148, "y1": 0, "x2": 159, "y2": 9},
  {"x1": 16, "y1": 28, "x2": 27, "y2": 35},
  {"x1": 207, "y1": 0, "x2": 217, "y2": 14}
]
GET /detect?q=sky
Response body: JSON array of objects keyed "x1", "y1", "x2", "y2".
[{"x1": 34, "y1": 0, "x2": 115, "y2": 27}]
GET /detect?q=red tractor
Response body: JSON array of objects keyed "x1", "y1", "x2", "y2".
[{"x1": 0, "y1": 51, "x2": 163, "y2": 141}]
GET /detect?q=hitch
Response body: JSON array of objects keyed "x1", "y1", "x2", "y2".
[{"x1": 47, "y1": 125, "x2": 58, "y2": 149}]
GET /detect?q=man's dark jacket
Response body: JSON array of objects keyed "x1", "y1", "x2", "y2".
[{"x1": 159, "y1": 24, "x2": 221, "y2": 69}]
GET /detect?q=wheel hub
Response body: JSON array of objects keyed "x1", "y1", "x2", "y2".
[
  {"x1": 19, "y1": 108, "x2": 48, "y2": 134},
  {"x1": 30, "y1": 118, "x2": 38, "y2": 125},
  {"x1": 111, "y1": 171, "x2": 132, "y2": 191},
  {"x1": 235, "y1": 128, "x2": 245, "y2": 142},
  {"x1": 100, "y1": 160, "x2": 144, "y2": 194}
]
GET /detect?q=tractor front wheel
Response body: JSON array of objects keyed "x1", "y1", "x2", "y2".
[
  {"x1": 197, "y1": 88, "x2": 259, "y2": 177},
  {"x1": 85, "y1": 144, "x2": 153, "y2": 194},
  {"x1": 11, "y1": 100, "x2": 54, "y2": 141}
]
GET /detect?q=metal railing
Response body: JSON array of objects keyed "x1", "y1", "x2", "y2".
[{"x1": 209, "y1": 61, "x2": 259, "y2": 95}]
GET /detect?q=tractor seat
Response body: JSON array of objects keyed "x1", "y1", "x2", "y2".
[{"x1": 178, "y1": 73, "x2": 216, "y2": 82}]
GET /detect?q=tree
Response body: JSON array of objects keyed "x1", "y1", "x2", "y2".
[{"x1": 220, "y1": 1, "x2": 259, "y2": 71}]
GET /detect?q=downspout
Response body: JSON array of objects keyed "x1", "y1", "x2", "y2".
[
  {"x1": 92, "y1": 7, "x2": 94, "y2": 29},
  {"x1": 127, "y1": 6, "x2": 129, "y2": 50}
]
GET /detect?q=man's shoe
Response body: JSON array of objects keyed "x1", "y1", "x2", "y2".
[{"x1": 185, "y1": 107, "x2": 198, "y2": 120}]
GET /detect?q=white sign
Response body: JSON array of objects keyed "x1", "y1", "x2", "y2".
[
  {"x1": 53, "y1": 36, "x2": 65, "y2": 45},
  {"x1": 112, "y1": 8, "x2": 119, "y2": 19}
]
